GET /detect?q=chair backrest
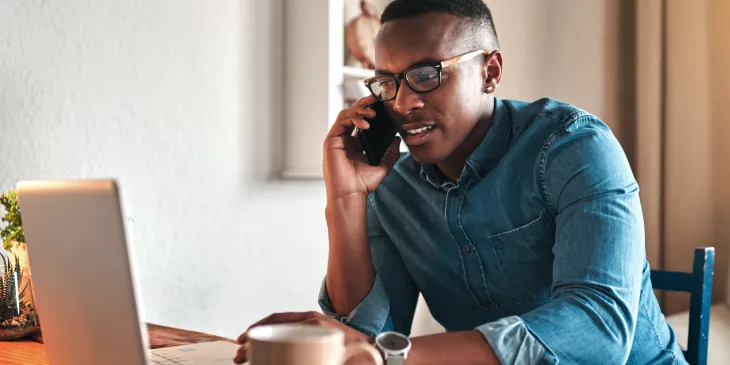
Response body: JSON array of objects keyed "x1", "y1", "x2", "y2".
[{"x1": 650, "y1": 247, "x2": 715, "y2": 365}]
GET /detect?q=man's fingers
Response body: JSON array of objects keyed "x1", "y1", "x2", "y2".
[
  {"x1": 327, "y1": 134, "x2": 363, "y2": 153},
  {"x1": 324, "y1": 135, "x2": 362, "y2": 153},
  {"x1": 328, "y1": 115, "x2": 371, "y2": 138},
  {"x1": 350, "y1": 106, "x2": 376, "y2": 119},
  {"x1": 336, "y1": 106, "x2": 374, "y2": 121},
  {"x1": 233, "y1": 343, "x2": 248, "y2": 364},
  {"x1": 300, "y1": 317, "x2": 329, "y2": 327},
  {"x1": 329, "y1": 95, "x2": 377, "y2": 138},
  {"x1": 327, "y1": 117, "x2": 356, "y2": 139},
  {"x1": 347, "y1": 115, "x2": 370, "y2": 131},
  {"x1": 354, "y1": 94, "x2": 377, "y2": 107},
  {"x1": 380, "y1": 136, "x2": 402, "y2": 170}
]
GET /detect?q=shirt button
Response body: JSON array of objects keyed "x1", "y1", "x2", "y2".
[{"x1": 462, "y1": 245, "x2": 471, "y2": 253}]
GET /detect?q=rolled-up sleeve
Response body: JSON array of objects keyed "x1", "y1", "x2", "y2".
[
  {"x1": 478, "y1": 116, "x2": 644, "y2": 364},
  {"x1": 318, "y1": 274, "x2": 391, "y2": 336},
  {"x1": 477, "y1": 316, "x2": 557, "y2": 365},
  {"x1": 318, "y1": 192, "x2": 420, "y2": 336}
]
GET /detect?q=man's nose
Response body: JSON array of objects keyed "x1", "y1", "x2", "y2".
[{"x1": 392, "y1": 80, "x2": 424, "y2": 115}]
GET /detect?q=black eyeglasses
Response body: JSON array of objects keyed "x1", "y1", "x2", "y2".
[{"x1": 363, "y1": 49, "x2": 494, "y2": 102}]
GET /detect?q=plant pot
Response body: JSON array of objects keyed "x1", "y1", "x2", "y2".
[{"x1": 0, "y1": 241, "x2": 40, "y2": 341}]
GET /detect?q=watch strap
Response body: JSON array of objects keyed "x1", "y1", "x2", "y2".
[{"x1": 386, "y1": 356, "x2": 406, "y2": 365}]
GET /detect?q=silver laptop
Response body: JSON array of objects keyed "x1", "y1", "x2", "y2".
[{"x1": 17, "y1": 179, "x2": 240, "y2": 365}]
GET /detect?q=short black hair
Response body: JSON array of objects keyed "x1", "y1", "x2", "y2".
[{"x1": 381, "y1": 0, "x2": 500, "y2": 50}]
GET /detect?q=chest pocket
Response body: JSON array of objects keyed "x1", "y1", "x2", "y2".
[{"x1": 489, "y1": 212, "x2": 555, "y2": 304}]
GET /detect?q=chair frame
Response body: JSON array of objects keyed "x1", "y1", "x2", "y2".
[{"x1": 650, "y1": 247, "x2": 715, "y2": 365}]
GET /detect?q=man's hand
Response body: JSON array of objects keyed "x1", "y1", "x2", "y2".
[
  {"x1": 324, "y1": 94, "x2": 402, "y2": 201},
  {"x1": 234, "y1": 311, "x2": 375, "y2": 364}
]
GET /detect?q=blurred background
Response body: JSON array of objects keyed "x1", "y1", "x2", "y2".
[{"x1": 1, "y1": 0, "x2": 728, "y2": 358}]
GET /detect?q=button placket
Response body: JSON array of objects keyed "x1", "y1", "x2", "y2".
[{"x1": 444, "y1": 182, "x2": 496, "y2": 312}]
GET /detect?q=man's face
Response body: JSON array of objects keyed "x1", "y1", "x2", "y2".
[{"x1": 374, "y1": 13, "x2": 489, "y2": 164}]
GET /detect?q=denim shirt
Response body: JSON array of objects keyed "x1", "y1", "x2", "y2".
[{"x1": 319, "y1": 97, "x2": 686, "y2": 364}]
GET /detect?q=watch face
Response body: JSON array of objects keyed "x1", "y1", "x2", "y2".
[{"x1": 378, "y1": 333, "x2": 410, "y2": 352}]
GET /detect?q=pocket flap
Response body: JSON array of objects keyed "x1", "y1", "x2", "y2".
[{"x1": 489, "y1": 212, "x2": 552, "y2": 249}]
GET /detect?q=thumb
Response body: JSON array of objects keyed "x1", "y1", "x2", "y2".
[{"x1": 380, "y1": 137, "x2": 402, "y2": 171}]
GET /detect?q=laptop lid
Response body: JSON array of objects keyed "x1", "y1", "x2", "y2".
[{"x1": 17, "y1": 180, "x2": 150, "y2": 365}]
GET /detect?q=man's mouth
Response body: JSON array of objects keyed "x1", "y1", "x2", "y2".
[
  {"x1": 400, "y1": 123, "x2": 436, "y2": 146},
  {"x1": 405, "y1": 126, "x2": 433, "y2": 135}
]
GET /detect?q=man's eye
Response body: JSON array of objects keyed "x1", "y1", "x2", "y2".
[
  {"x1": 415, "y1": 72, "x2": 436, "y2": 81},
  {"x1": 408, "y1": 67, "x2": 438, "y2": 85},
  {"x1": 379, "y1": 81, "x2": 396, "y2": 90}
]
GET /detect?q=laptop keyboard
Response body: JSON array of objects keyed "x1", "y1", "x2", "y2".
[
  {"x1": 149, "y1": 352, "x2": 190, "y2": 364},
  {"x1": 148, "y1": 341, "x2": 241, "y2": 365}
]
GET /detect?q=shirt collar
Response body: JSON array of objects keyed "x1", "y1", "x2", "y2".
[{"x1": 419, "y1": 97, "x2": 512, "y2": 188}]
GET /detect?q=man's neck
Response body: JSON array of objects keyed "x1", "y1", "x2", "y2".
[{"x1": 436, "y1": 107, "x2": 494, "y2": 182}]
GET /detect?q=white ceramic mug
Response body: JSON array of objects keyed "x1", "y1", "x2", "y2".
[{"x1": 247, "y1": 324, "x2": 383, "y2": 365}]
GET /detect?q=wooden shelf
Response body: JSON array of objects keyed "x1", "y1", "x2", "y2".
[
  {"x1": 343, "y1": 65, "x2": 375, "y2": 79},
  {"x1": 282, "y1": 0, "x2": 391, "y2": 178}
]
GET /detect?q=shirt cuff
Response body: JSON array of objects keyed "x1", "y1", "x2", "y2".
[
  {"x1": 476, "y1": 316, "x2": 558, "y2": 365},
  {"x1": 318, "y1": 274, "x2": 391, "y2": 337}
]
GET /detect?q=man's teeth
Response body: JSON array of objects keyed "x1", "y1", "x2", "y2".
[{"x1": 406, "y1": 126, "x2": 433, "y2": 135}]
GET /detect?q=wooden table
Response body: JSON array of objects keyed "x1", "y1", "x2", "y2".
[{"x1": 0, "y1": 324, "x2": 236, "y2": 365}]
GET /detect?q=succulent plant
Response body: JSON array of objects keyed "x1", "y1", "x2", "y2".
[{"x1": 0, "y1": 252, "x2": 27, "y2": 322}]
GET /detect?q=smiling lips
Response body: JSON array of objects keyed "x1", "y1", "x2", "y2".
[
  {"x1": 400, "y1": 122, "x2": 436, "y2": 146},
  {"x1": 405, "y1": 126, "x2": 433, "y2": 135}
]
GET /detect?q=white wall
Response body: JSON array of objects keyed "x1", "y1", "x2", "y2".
[
  {"x1": 486, "y1": 0, "x2": 617, "y2": 126},
  {"x1": 0, "y1": 0, "x2": 330, "y2": 339}
]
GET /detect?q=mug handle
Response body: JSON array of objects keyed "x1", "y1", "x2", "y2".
[{"x1": 342, "y1": 342, "x2": 383, "y2": 365}]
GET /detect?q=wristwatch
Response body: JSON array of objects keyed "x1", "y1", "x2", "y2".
[{"x1": 374, "y1": 331, "x2": 411, "y2": 365}]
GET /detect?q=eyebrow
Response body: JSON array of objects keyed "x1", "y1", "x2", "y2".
[{"x1": 374, "y1": 57, "x2": 442, "y2": 75}]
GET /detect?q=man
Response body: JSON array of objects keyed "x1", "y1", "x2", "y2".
[{"x1": 235, "y1": 0, "x2": 686, "y2": 364}]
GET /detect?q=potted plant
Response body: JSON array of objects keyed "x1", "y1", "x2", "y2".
[{"x1": 0, "y1": 190, "x2": 40, "y2": 340}]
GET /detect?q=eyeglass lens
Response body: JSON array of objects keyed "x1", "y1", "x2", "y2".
[{"x1": 368, "y1": 65, "x2": 440, "y2": 101}]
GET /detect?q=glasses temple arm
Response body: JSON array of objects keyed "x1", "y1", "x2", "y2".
[{"x1": 441, "y1": 50, "x2": 491, "y2": 68}]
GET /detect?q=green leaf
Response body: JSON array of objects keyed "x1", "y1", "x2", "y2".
[{"x1": 0, "y1": 190, "x2": 25, "y2": 249}]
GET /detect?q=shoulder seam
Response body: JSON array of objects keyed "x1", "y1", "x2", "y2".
[
  {"x1": 538, "y1": 113, "x2": 594, "y2": 213},
  {"x1": 537, "y1": 107, "x2": 590, "y2": 127}
]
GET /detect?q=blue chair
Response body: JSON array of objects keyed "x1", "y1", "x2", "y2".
[{"x1": 650, "y1": 247, "x2": 715, "y2": 365}]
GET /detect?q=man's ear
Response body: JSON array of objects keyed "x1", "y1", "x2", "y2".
[{"x1": 483, "y1": 50, "x2": 503, "y2": 93}]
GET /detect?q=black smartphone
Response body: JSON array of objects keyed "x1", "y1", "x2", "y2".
[{"x1": 358, "y1": 101, "x2": 398, "y2": 166}]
